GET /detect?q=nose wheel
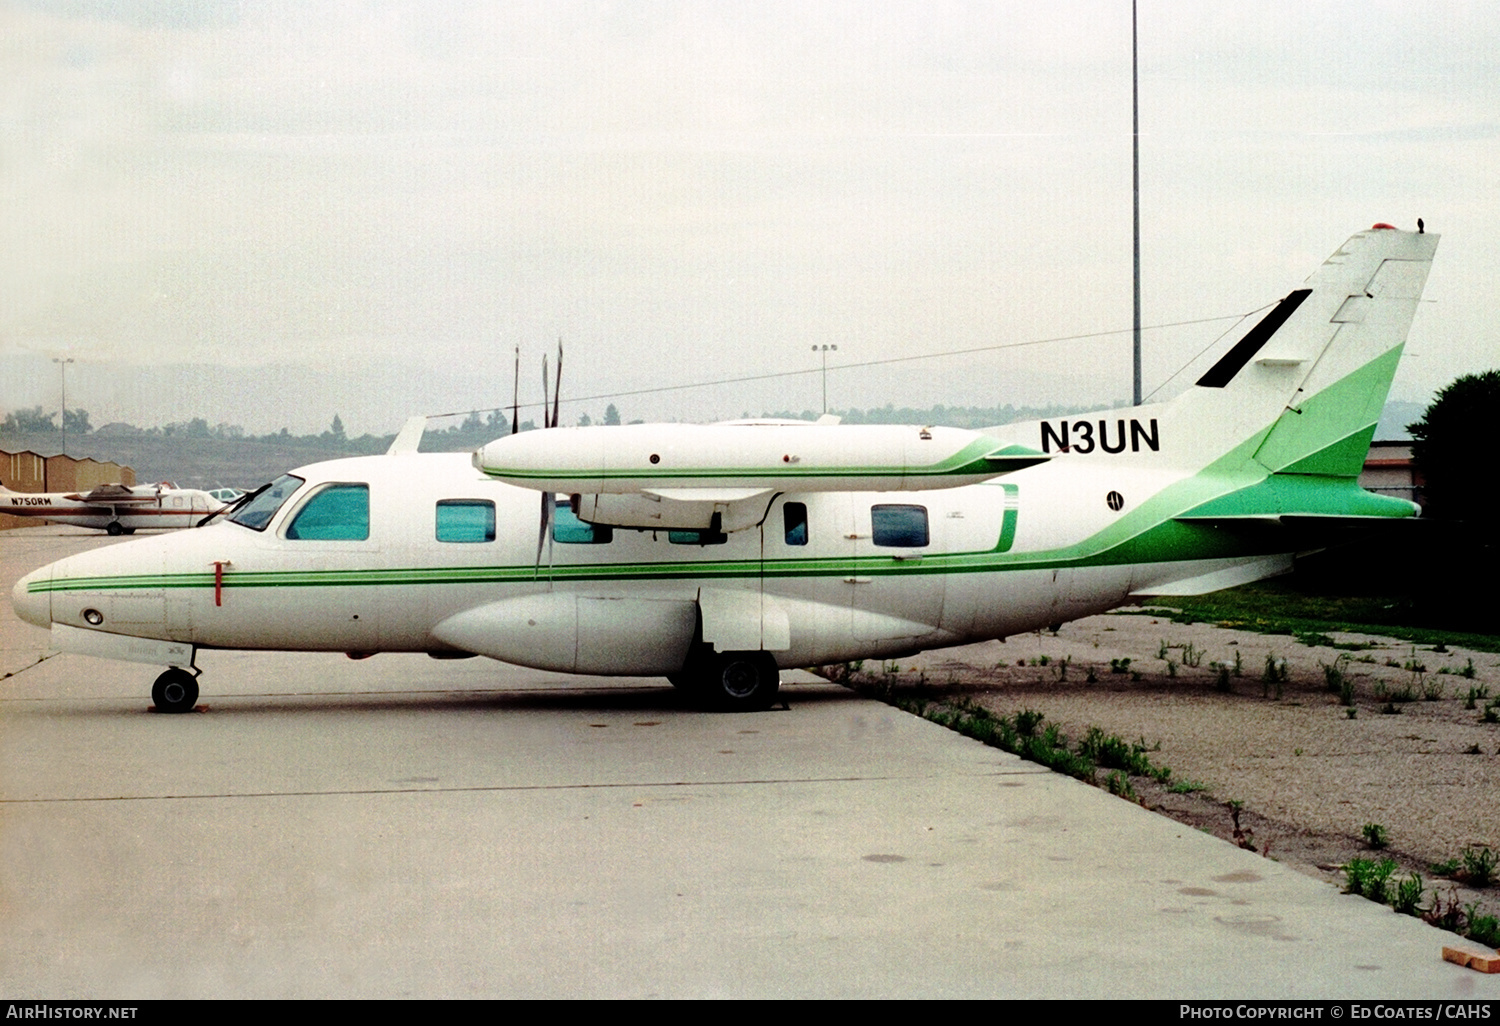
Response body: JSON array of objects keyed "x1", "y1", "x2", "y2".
[{"x1": 151, "y1": 668, "x2": 199, "y2": 714}]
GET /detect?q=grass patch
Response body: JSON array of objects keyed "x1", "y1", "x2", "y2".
[
  {"x1": 869, "y1": 692, "x2": 1173, "y2": 799},
  {"x1": 1135, "y1": 581, "x2": 1500, "y2": 653}
]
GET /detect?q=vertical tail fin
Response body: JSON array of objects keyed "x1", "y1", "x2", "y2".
[
  {"x1": 1240, "y1": 226, "x2": 1437, "y2": 477},
  {"x1": 988, "y1": 226, "x2": 1438, "y2": 487},
  {"x1": 1173, "y1": 225, "x2": 1438, "y2": 477}
]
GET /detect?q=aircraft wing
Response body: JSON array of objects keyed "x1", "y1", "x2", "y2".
[
  {"x1": 474, "y1": 423, "x2": 1048, "y2": 532},
  {"x1": 66, "y1": 485, "x2": 158, "y2": 505}
]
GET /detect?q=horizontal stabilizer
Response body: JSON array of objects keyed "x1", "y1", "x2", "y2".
[{"x1": 1174, "y1": 513, "x2": 1423, "y2": 529}]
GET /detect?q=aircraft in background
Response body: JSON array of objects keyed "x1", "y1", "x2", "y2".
[
  {"x1": 12, "y1": 225, "x2": 1436, "y2": 715},
  {"x1": 0, "y1": 481, "x2": 227, "y2": 535},
  {"x1": 208, "y1": 487, "x2": 246, "y2": 504}
]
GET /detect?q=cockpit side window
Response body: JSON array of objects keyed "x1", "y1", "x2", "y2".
[
  {"x1": 437, "y1": 499, "x2": 495, "y2": 543},
  {"x1": 285, "y1": 484, "x2": 370, "y2": 541},
  {"x1": 228, "y1": 474, "x2": 305, "y2": 532}
]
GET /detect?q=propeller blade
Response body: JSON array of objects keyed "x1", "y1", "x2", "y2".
[
  {"x1": 511, "y1": 345, "x2": 520, "y2": 435},
  {"x1": 541, "y1": 353, "x2": 550, "y2": 431},
  {"x1": 535, "y1": 491, "x2": 555, "y2": 578},
  {"x1": 551, "y1": 337, "x2": 563, "y2": 429}
]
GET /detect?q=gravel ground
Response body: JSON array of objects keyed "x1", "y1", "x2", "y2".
[{"x1": 847, "y1": 608, "x2": 1500, "y2": 922}]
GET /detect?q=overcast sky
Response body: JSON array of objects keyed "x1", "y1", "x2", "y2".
[{"x1": 2, "y1": 1, "x2": 1496, "y2": 436}]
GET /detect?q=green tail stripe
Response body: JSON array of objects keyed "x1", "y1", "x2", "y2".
[{"x1": 1253, "y1": 345, "x2": 1403, "y2": 475}]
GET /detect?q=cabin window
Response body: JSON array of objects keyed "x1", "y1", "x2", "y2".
[
  {"x1": 871, "y1": 504, "x2": 928, "y2": 547},
  {"x1": 552, "y1": 498, "x2": 612, "y2": 544},
  {"x1": 285, "y1": 484, "x2": 370, "y2": 541},
  {"x1": 436, "y1": 500, "x2": 495, "y2": 543},
  {"x1": 669, "y1": 529, "x2": 727, "y2": 546},
  {"x1": 784, "y1": 502, "x2": 808, "y2": 546},
  {"x1": 229, "y1": 474, "x2": 305, "y2": 532}
]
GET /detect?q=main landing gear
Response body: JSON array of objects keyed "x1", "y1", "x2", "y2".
[
  {"x1": 672, "y1": 649, "x2": 781, "y2": 712},
  {"x1": 151, "y1": 668, "x2": 200, "y2": 714}
]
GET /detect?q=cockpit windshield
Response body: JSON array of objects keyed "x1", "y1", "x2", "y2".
[{"x1": 228, "y1": 474, "x2": 305, "y2": 531}]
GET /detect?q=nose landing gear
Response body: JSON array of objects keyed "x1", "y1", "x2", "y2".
[{"x1": 151, "y1": 668, "x2": 200, "y2": 714}]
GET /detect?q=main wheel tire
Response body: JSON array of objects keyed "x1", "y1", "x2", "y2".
[
  {"x1": 703, "y1": 651, "x2": 779, "y2": 712},
  {"x1": 151, "y1": 668, "x2": 199, "y2": 714},
  {"x1": 106, "y1": 522, "x2": 123, "y2": 536}
]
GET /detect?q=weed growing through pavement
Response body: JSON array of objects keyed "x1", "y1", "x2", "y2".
[
  {"x1": 1343, "y1": 857, "x2": 1397, "y2": 903},
  {"x1": 1341, "y1": 865, "x2": 1500, "y2": 936},
  {"x1": 1462, "y1": 846, "x2": 1498, "y2": 887},
  {"x1": 1466, "y1": 905, "x2": 1500, "y2": 948},
  {"x1": 1392, "y1": 873, "x2": 1425, "y2": 916},
  {"x1": 857, "y1": 693, "x2": 1176, "y2": 803},
  {"x1": 1104, "y1": 771, "x2": 1137, "y2": 800},
  {"x1": 1262, "y1": 655, "x2": 1288, "y2": 699},
  {"x1": 1362, "y1": 823, "x2": 1390, "y2": 850},
  {"x1": 1209, "y1": 661, "x2": 1232, "y2": 692},
  {"x1": 1322, "y1": 655, "x2": 1355, "y2": 706},
  {"x1": 1425, "y1": 888, "x2": 1465, "y2": 932},
  {"x1": 1226, "y1": 800, "x2": 1255, "y2": 852}
]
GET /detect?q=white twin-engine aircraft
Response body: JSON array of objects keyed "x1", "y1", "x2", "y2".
[
  {"x1": 0, "y1": 482, "x2": 226, "y2": 535},
  {"x1": 12, "y1": 225, "x2": 1437, "y2": 714}
]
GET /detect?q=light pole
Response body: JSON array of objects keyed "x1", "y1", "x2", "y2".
[
  {"x1": 1132, "y1": 0, "x2": 1142, "y2": 406},
  {"x1": 53, "y1": 357, "x2": 74, "y2": 455},
  {"x1": 811, "y1": 344, "x2": 837, "y2": 414}
]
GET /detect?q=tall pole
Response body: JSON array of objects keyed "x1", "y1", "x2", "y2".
[
  {"x1": 812, "y1": 345, "x2": 837, "y2": 414},
  {"x1": 1132, "y1": 0, "x2": 1142, "y2": 406},
  {"x1": 53, "y1": 357, "x2": 74, "y2": 455}
]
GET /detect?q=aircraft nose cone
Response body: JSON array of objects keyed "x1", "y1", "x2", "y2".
[{"x1": 11, "y1": 567, "x2": 50, "y2": 629}]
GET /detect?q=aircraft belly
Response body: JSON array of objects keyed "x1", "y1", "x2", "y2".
[
  {"x1": 1056, "y1": 565, "x2": 1135, "y2": 621},
  {"x1": 432, "y1": 593, "x2": 696, "y2": 674},
  {"x1": 943, "y1": 568, "x2": 1063, "y2": 641}
]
